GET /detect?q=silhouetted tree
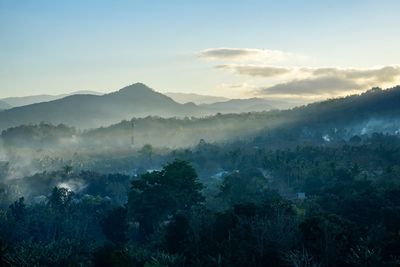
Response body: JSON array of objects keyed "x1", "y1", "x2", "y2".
[{"x1": 128, "y1": 160, "x2": 204, "y2": 238}]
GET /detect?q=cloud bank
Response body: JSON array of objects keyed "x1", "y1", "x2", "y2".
[
  {"x1": 260, "y1": 76, "x2": 358, "y2": 96},
  {"x1": 198, "y1": 48, "x2": 292, "y2": 62},
  {"x1": 259, "y1": 66, "x2": 400, "y2": 96},
  {"x1": 217, "y1": 64, "x2": 291, "y2": 77},
  {"x1": 215, "y1": 62, "x2": 400, "y2": 96},
  {"x1": 199, "y1": 47, "x2": 400, "y2": 99}
]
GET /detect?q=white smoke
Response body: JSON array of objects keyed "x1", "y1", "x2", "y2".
[
  {"x1": 322, "y1": 134, "x2": 331, "y2": 142},
  {"x1": 57, "y1": 179, "x2": 87, "y2": 193}
]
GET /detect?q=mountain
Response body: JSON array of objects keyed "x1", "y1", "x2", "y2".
[
  {"x1": 1, "y1": 90, "x2": 102, "y2": 108},
  {"x1": 247, "y1": 86, "x2": 400, "y2": 146},
  {"x1": 291, "y1": 86, "x2": 400, "y2": 128},
  {"x1": 3, "y1": 86, "x2": 400, "y2": 150},
  {"x1": 165, "y1": 93, "x2": 293, "y2": 113},
  {"x1": 0, "y1": 83, "x2": 201, "y2": 131},
  {"x1": 201, "y1": 97, "x2": 303, "y2": 113},
  {"x1": 0, "y1": 100, "x2": 11, "y2": 111},
  {"x1": 80, "y1": 86, "x2": 400, "y2": 148},
  {"x1": 165, "y1": 92, "x2": 229, "y2": 104},
  {"x1": 201, "y1": 98, "x2": 275, "y2": 113}
]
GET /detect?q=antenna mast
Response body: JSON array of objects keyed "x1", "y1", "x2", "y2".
[{"x1": 131, "y1": 120, "x2": 135, "y2": 146}]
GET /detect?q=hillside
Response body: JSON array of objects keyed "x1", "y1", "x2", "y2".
[{"x1": 287, "y1": 86, "x2": 400, "y2": 126}]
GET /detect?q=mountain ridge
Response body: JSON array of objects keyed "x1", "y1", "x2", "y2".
[
  {"x1": 2, "y1": 85, "x2": 400, "y2": 149},
  {"x1": 0, "y1": 100, "x2": 11, "y2": 111},
  {"x1": 1, "y1": 90, "x2": 102, "y2": 108},
  {"x1": 165, "y1": 92, "x2": 229, "y2": 104},
  {"x1": 0, "y1": 83, "x2": 285, "y2": 131},
  {"x1": 0, "y1": 83, "x2": 202, "y2": 131}
]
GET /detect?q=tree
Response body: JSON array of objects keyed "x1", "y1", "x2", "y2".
[
  {"x1": 9, "y1": 197, "x2": 25, "y2": 222},
  {"x1": 128, "y1": 160, "x2": 204, "y2": 238},
  {"x1": 48, "y1": 187, "x2": 74, "y2": 212},
  {"x1": 218, "y1": 169, "x2": 269, "y2": 205},
  {"x1": 101, "y1": 207, "x2": 128, "y2": 245},
  {"x1": 164, "y1": 213, "x2": 190, "y2": 254}
]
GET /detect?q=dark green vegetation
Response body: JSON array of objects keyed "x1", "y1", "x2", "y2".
[
  {"x1": 0, "y1": 87, "x2": 400, "y2": 266},
  {"x1": 1, "y1": 136, "x2": 400, "y2": 266}
]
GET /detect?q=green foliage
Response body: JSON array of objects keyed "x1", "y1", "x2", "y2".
[
  {"x1": 164, "y1": 213, "x2": 190, "y2": 254},
  {"x1": 218, "y1": 169, "x2": 269, "y2": 206},
  {"x1": 1, "y1": 133, "x2": 400, "y2": 266},
  {"x1": 92, "y1": 243, "x2": 132, "y2": 267},
  {"x1": 128, "y1": 160, "x2": 204, "y2": 237},
  {"x1": 101, "y1": 207, "x2": 128, "y2": 245},
  {"x1": 48, "y1": 187, "x2": 74, "y2": 212},
  {"x1": 8, "y1": 197, "x2": 25, "y2": 221}
]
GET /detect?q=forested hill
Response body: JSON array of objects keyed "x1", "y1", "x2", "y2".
[
  {"x1": 2, "y1": 86, "x2": 400, "y2": 151},
  {"x1": 289, "y1": 86, "x2": 400, "y2": 124},
  {"x1": 84, "y1": 86, "x2": 400, "y2": 148}
]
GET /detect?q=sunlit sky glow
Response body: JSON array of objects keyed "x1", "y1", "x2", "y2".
[{"x1": 1, "y1": 0, "x2": 400, "y2": 100}]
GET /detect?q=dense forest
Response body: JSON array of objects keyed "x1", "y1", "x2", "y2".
[
  {"x1": 3, "y1": 0, "x2": 400, "y2": 265},
  {"x1": 1, "y1": 88, "x2": 400, "y2": 266},
  {"x1": 1, "y1": 134, "x2": 400, "y2": 266}
]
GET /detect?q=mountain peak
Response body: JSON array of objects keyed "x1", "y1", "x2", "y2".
[
  {"x1": 118, "y1": 83, "x2": 153, "y2": 93},
  {"x1": 105, "y1": 83, "x2": 157, "y2": 99}
]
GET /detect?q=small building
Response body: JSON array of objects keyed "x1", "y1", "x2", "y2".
[{"x1": 296, "y1": 192, "x2": 306, "y2": 200}]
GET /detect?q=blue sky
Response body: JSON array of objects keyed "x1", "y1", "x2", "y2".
[{"x1": 1, "y1": 0, "x2": 400, "y2": 99}]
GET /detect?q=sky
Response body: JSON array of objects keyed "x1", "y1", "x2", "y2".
[{"x1": 1, "y1": 0, "x2": 400, "y2": 101}]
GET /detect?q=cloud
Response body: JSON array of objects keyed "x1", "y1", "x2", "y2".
[
  {"x1": 309, "y1": 66, "x2": 400, "y2": 84},
  {"x1": 215, "y1": 65, "x2": 400, "y2": 97},
  {"x1": 260, "y1": 76, "x2": 360, "y2": 96},
  {"x1": 221, "y1": 64, "x2": 400, "y2": 80},
  {"x1": 215, "y1": 82, "x2": 259, "y2": 98},
  {"x1": 199, "y1": 47, "x2": 400, "y2": 99},
  {"x1": 198, "y1": 48, "x2": 291, "y2": 62},
  {"x1": 259, "y1": 66, "x2": 400, "y2": 97},
  {"x1": 217, "y1": 64, "x2": 291, "y2": 77}
]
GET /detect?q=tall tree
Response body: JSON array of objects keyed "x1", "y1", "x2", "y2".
[{"x1": 128, "y1": 160, "x2": 204, "y2": 238}]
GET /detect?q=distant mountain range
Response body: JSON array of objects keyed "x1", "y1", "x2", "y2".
[
  {"x1": 0, "y1": 90, "x2": 102, "y2": 108},
  {"x1": 0, "y1": 83, "x2": 204, "y2": 130},
  {"x1": 0, "y1": 100, "x2": 12, "y2": 111},
  {"x1": 201, "y1": 98, "x2": 294, "y2": 113},
  {"x1": 165, "y1": 93, "x2": 301, "y2": 110},
  {"x1": 165, "y1": 92, "x2": 229, "y2": 104},
  {"x1": 0, "y1": 83, "x2": 285, "y2": 131},
  {"x1": 2, "y1": 86, "x2": 400, "y2": 150},
  {"x1": 73, "y1": 85, "x2": 400, "y2": 148}
]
